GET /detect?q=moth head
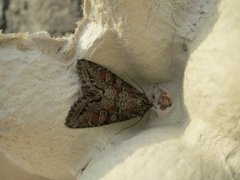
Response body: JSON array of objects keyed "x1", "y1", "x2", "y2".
[{"x1": 139, "y1": 95, "x2": 153, "y2": 114}]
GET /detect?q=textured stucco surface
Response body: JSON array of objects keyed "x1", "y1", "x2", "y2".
[
  {"x1": 0, "y1": 0, "x2": 239, "y2": 180},
  {"x1": 1, "y1": 0, "x2": 82, "y2": 36}
]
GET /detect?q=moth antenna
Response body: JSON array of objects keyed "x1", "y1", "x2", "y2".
[
  {"x1": 123, "y1": 72, "x2": 146, "y2": 94},
  {"x1": 114, "y1": 116, "x2": 143, "y2": 135}
]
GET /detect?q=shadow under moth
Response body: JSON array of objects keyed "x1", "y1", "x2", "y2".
[{"x1": 65, "y1": 59, "x2": 153, "y2": 128}]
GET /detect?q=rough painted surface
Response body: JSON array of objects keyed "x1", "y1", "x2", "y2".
[
  {"x1": 2, "y1": 0, "x2": 82, "y2": 35},
  {"x1": 0, "y1": 0, "x2": 239, "y2": 180},
  {"x1": 0, "y1": 153, "x2": 48, "y2": 180}
]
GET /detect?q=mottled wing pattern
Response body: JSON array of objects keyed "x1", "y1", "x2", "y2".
[
  {"x1": 65, "y1": 98, "x2": 88, "y2": 128},
  {"x1": 77, "y1": 59, "x2": 141, "y2": 93},
  {"x1": 65, "y1": 59, "x2": 153, "y2": 128},
  {"x1": 65, "y1": 97, "x2": 122, "y2": 128}
]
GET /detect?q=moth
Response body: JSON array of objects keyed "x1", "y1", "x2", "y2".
[{"x1": 65, "y1": 59, "x2": 153, "y2": 128}]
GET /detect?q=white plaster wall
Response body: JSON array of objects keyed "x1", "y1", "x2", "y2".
[
  {"x1": 184, "y1": 1, "x2": 240, "y2": 179},
  {"x1": 0, "y1": 152, "x2": 48, "y2": 180},
  {"x1": 185, "y1": 0, "x2": 240, "y2": 140},
  {"x1": 5, "y1": 0, "x2": 81, "y2": 35},
  {"x1": 0, "y1": 0, "x2": 239, "y2": 180}
]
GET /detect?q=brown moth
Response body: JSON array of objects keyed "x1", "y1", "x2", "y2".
[{"x1": 65, "y1": 59, "x2": 153, "y2": 128}]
